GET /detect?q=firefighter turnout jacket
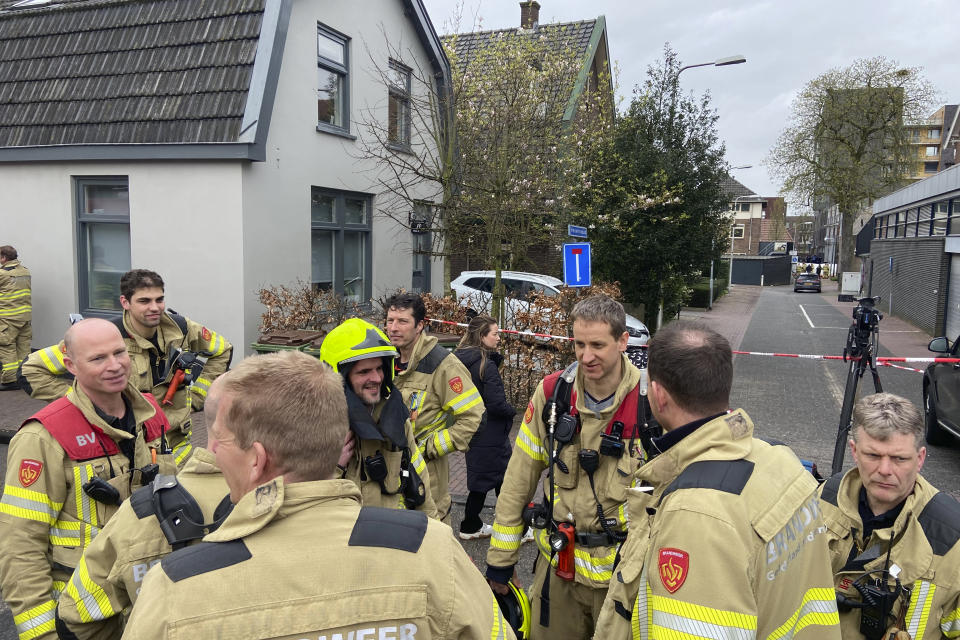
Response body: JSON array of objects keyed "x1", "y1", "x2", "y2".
[
  {"x1": 819, "y1": 468, "x2": 960, "y2": 640},
  {"x1": 19, "y1": 310, "x2": 232, "y2": 466},
  {"x1": 487, "y1": 355, "x2": 643, "y2": 589},
  {"x1": 0, "y1": 258, "x2": 31, "y2": 383},
  {"x1": 122, "y1": 478, "x2": 515, "y2": 640},
  {"x1": 0, "y1": 382, "x2": 177, "y2": 640},
  {"x1": 594, "y1": 410, "x2": 841, "y2": 640},
  {"x1": 393, "y1": 332, "x2": 483, "y2": 520},
  {"x1": 55, "y1": 447, "x2": 230, "y2": 640}
]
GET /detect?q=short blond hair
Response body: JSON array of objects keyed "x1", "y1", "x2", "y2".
[
  {"x1": 851, "y1": 392, "x2": 924, "y2": 449},
  {"x1": 220, "y1": 350, "x2": 348, "y2": 481}
]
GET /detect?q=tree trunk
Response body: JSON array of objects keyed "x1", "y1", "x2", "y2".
[{"x1": 839, "y1": 208, "x2": 857, "y2": 276}]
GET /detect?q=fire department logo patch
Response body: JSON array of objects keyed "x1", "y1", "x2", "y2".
[
  {"x1": 658, "y1": 548, "x2": 689, "y2": 593},
  {"x1": 202, "y1": 327, "x2": 212, "y2": 341},
  {"x1": 523, "y1": 402, "x2": 534, "y2": 425},
  {"x1": 449, "y1": 376, "x2": 463, "y2": 394},
  {"x1": 18, "y1": 459, "x2": 43, "y2": 487}
]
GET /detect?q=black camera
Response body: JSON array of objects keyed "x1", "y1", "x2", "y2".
[
  {"x1": 599, "y1": 422, "x2": 625, "y2": 458},
  {"x1": 522, "y1": 501, "x2": 550, "y2": 529}
]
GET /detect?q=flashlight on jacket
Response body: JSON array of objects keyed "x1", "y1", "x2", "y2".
[{"x1": 551, "y1": 523, "x2": 575, "y2": 582}]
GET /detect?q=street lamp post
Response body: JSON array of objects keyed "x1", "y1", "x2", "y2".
[{"x1": 660, "y1": 54, "x2": 746, "y2": 326}]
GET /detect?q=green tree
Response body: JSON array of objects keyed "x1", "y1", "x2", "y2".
[
  {"x1": 575, "y1": 45, "x2": 729, "y2": 328},
  {"x1": 766, "y1": 57, "x2": 937, "y2": 274}
]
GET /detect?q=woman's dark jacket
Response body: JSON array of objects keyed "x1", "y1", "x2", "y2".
[{"x1": 453, "y1": 347, "x2": 516, "y2": 492}]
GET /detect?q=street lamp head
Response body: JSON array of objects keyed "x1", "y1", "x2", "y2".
[{"x1": 714, "y1": 55, "x2": 746, "y2": 67}]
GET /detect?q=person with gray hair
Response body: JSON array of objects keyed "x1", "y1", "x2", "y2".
[{"x1": 819, "y1": 392, "x2": 960, "y2": 640}]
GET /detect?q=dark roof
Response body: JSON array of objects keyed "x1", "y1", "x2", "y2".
[
  {"x1": 0, "y1": 0, "x2": 265, "y2": 147},
  {"x1": 441, "y1": 19, "x2": 597, "y2": 75},
  {"x1": 722, "y1": 176, "x2": 758, "y2": 199}
]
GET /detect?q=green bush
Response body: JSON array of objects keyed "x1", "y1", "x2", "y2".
[{"x1": 689, "y1": 276, "x2": 726, "y2": 308}]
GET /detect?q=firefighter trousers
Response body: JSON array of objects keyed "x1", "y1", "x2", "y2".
[
  {"x1": 0, "y1": 319, "x2": 30, "y2": 384},
  {"x1": 529, "y1": 552, "x2": 607, "y2": 640}
]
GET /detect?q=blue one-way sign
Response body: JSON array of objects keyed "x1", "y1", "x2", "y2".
[{"x1": 563, "y1": 243, "x2": 591, "y2": 287}]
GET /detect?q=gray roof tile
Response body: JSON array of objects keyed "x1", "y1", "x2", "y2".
[{"x1": 0, "y1": 0, "x2": 264, "y2": 146}]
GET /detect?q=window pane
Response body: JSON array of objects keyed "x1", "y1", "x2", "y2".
[
  {"x1": 83, "y1": 184, "x2": 129, "y2": 216},
  {"x1": 389, "y1": 92, "x2": 410, "y2": 145},
  {"x1": 85, "y1": 223, "x2": 130, "y2": 311},
  {"x1": 312, "y1": 230, "x2": 334, "y2": 290},
  {"x1": 906, "y1": 208, "x2": 918, "y2": 237},
  {"x1": 311, "y1": 190, "x2": 335, "y2": 224},
  {"x1": 318, "y1": 68, "x2": 341, "y2": 126},
  {"x1": 926, "y1": 146, "x2": 939, "y2": 157},
  {"x1": 317, "y1": 32, "x2": 344, "y2": 64},
  {"x1": 411, "y1": 232, "x2": 430, "y2": 293},
  {"x1": 343, "y1": 231, "x2": 366, "y2": 301},
  {"x1": 344, "y1": 198, "x2": 366, "y2": 224}
]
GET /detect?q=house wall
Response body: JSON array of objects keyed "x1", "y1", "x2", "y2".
[
  {"x1": 868, "y1": 237, "x2": 948, "y2": 335},
  {"x1": 240, "y1": 0, "x2": 444, "y2": 352},
  {"x1": 0, "y1": 161, "x2": 245, "y2": 348}
]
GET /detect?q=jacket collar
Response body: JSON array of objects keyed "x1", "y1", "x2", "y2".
[
  {"x1": 638, "y1": 408, "x2": 754, "y2": 494},
  {"x1": 122, "y1": 310, "x2": 185, "y2": 351},
  {"x1": 180, "y1": 447, "x2": 221, "y2": 475},
  {"x1": 403, "y1": 332, "x2": 438, "y2": 372},
  {"x1": 67, "y1": 379, "x2": 158, "y2": 442},
  {"x1": 345, "y1": 382, "x2": 408, "y2": 448},
  {"x1": 571, "y1": 353, "x2": 643, "y2": 418},
  {"x1": 203, "y1": 478, "x2": 361, "y2": 543}
]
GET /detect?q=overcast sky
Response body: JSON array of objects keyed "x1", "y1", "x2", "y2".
[{"x1": 420, "y1": 0, "x2": 956, "y2": 205}]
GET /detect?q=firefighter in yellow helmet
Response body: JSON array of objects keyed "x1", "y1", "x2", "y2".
[{"x1": 320, "y1": 318, "x2": 436, "y2": 518}]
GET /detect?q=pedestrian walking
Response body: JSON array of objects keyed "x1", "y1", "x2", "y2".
[{"x1": 454, "y1": 316, "x2": 517, "y2": 540}]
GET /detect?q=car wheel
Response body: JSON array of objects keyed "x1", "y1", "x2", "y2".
[
  {"x1": 924, "y1": 386, "x2": 951, "y2": 446},
  {"x1": 815, "y1": 288, "x2": 821, "y2": 293},
  {"x1": 794, "y1": 288, "x2": 799, "y2": 292}
]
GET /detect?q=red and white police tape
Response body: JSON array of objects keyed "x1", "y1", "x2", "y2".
[{"x1": 427, "y1": 318, "x2": 955, "y2": 374}]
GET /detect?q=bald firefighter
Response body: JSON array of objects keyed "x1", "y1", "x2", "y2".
[
  {"x1": 385, "y1": 292, "x2": 483, "y2": 523},
  {"x1": 593, "y1": 322, "x2": 840, "y2": 640},
  {"x1": 0, "y1": 319, "x2": 177, "y2": 640},
  {"x1": 123, "y1": 350, "x2": 512, "y2": 640},
  {"x1": 19, "y1": 268, "x2": 232, "y2": 466},
  {"x1": 486, "y1": 295, "x2": 651, "y2": 640},
  {"x1": 0, "y1": 244, "x2": 31, "y2": 389},
  {"x1": 55, "y1": 377, "x2": 232, "y2": 640},
  {"x1": 320, "y1": 318, "x2": 437, "y2": 518}
]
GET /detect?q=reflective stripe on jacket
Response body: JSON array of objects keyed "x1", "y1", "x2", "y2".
[
  {"x1": 819, "y1": 468, "x2": 960, "y2": 640},
  {"x1": 595, "y1": 410, "x2": 841, "y2": 640},
  {"x1": 0, "y1": 260, "x2": 31, "y2": 321}
]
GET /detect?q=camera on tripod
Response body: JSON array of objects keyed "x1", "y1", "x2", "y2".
[{"x1": 838, "y1": 295, "x2": 882, "y2": 357}]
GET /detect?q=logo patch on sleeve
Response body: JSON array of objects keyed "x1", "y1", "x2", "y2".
[
  {"x1": 202, "y1": 327, "x2": 212, "y2": 341},
  {"x1": 18, "y1": 459, "x2": 43, "y2": 487},
  {"x1": 448, "y1": 376, "x2": 463, "y2": 394},
  {"x1": 523, "y1": 402, "x2": 534, "y2": 425},
  {"x1": 658, "y1": 548, "x2": 689, "y2": 593}
]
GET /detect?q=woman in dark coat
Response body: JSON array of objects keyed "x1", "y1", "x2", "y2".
[{"x1": 454, "y1": 315, "x2": 517, "y2": 539}]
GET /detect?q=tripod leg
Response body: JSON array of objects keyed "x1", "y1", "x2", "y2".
[
  {"x1": 832, "y1": 358, "x2": 866, "y2": 476},
  {"x1": 868, "y1": 357, "x2": 883, "y2": 393}
]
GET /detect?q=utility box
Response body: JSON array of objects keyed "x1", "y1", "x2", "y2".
[{"x1": 841, "y1": 272, "x2": 862, "y2": 296}]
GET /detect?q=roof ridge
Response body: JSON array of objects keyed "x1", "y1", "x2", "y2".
[{"x1": 440, "y1": 17, "x2": 597, "y2": 40}]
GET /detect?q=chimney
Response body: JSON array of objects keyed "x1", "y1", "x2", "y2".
[{"x1": 520, "y1": 1, "x2": 540, "y2": 29}]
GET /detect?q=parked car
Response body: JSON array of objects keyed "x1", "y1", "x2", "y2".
[
  {"x1": 923, "y1": 335, "x2": 960, "y2": 445},
  {"x1": 794, "y1": 273, "x2": 821, "y2": 293},
  {"x1": 450, "y1": 270, "x2": 650, "y2": 347}
]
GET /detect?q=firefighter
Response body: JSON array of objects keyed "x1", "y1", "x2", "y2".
[
  {"x1": 0, "y1": 244, "x2": 31, "y2": 390},
  {"x1": 55, "y1": 376, "x2": 232, "y2": 640},
  {"x1": 487, "y1": 295, "x2": 652, "y2": 640},
  {"x1": 593, "y1": 322, "x2": 840, "y2": 640},
  {"x1": 385, "y1": 292, "x2": 484, "y2": 523},
  {"x1": 819, "y1": 392, "x2": 960, "y2": 640},
  {"x1": 0, "y1": 319, "x2": 177, "y2": 640},
  {"x1": 18, "y1": 268, "x2": 232, "y2": 466},
  {"x1": 319, "y1": 318, "x2": 437, "y2": 518},
  {"x1": 122, "y1": 350, "x2": 513, "y2": 640}
]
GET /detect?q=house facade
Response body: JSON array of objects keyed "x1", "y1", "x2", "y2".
[{"x1": 0, "y1": 0, "x2": 449, "y2": 353}]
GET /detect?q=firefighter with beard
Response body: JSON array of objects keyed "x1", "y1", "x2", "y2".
[{"x1": 320, "y1": 318, "x2": 436, "y2": 518}]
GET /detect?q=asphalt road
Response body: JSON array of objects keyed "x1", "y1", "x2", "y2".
[{"x1": 1, "y1": 284, "x2": 958, "y2": 639}]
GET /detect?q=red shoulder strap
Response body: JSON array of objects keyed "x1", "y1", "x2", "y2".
[
  {"x1": 542, "y1": 370, "x2": 578, "y2": 415},
  {"x1": 608, "y1": 384, "x2": 641, "y2": 438},
  {"x1": 141, "y1": 392, "x2": 170, "y2": 442},
  {"x1": 26, "y1": 397, "x2": 120, "y2": 460}
]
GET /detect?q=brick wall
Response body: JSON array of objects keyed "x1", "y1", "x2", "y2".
[{"x1": 868, "y1": 237, "x2": 947, "y2": 334}]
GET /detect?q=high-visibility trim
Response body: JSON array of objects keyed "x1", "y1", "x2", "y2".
[
  {"x1": 2, "y1": 359, "x2": 21, "y2": 371},
  {"x1": 411, "y1": 448, "x2": 427, "y2": 475},
  {"x1": 50, "y1": 519, "x2": 100, "y2": 547},
  {"x1": 491, "y1": 595, "x2": 507, "y2": 640},
  {"x1": 173, "y1": 439, "x2": 193, "y2": 466},
  {"x1": 13, "y1": 599, "x2": 56, "y2": 640},
  {"x1": 905, "y1": 579, "x2": 936, "y2": 640},
  {"x1": 765, "y1": 587, "x2": 839, "y2": 640},
  {"x1": 432, "y1": 429, "x2": 454, "y2": 456},
  {"x1": 0, "y1": 485, "x2": 61, "y2": 524},
  {"x1": 73, "y1": 465, "x2": 98, "y2": 528},
  {"x1": 648, "y1": 593, "x2": 757, "y2": 639},
  {"x1": 444, "y1": 388, "x2": 482, "y2": 415},
  {"x1": 942, "y1": 605, "x2": 960, "y2": 638},
  {"x1": 535, "y1": 530, "x2": 618, "y2": 581},
  {"x1": 491, "y1": 522, "x2": 524, "y2": 551},
  {"x1": 65, "y1": 556, "x2": 116, "y2": 623},
  {"x1": 206, "y1": 332, "x2": 227, "y2": 357},
  {"x1": 191, "y1": 377, "x2": 210, "y2": 398},
  {"x1": 0, "y1": 304, "x2": 30, "y2": 316},
  {"x1": 516, "y1": 422, "x2": 547, "y2": 464},
  {"x1": 632, "y1": 565, "x2": 652, "y2": 640},
  {"x1": 51, "y1": 581, "x2": 66, "y2": 602},
  {"x1": 0, "y1": 287, "x2": 30, "y2": 300},
  {"x1": 37, "y1": 345, "x2": 67, "y2": 374},
  {"x1": 618, "y1": 501, "x2": 628, "y2": 527}
]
